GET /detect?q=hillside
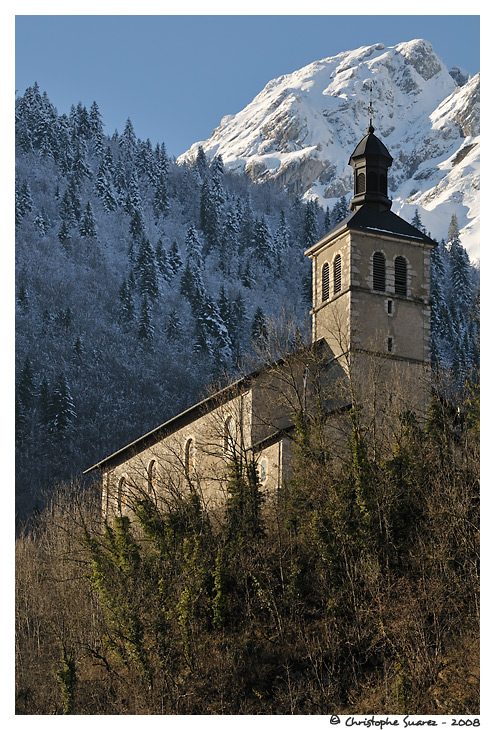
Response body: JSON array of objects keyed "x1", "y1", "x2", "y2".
[{"x1": 15, "y1": 77, "x2": 479, "y2": 522}]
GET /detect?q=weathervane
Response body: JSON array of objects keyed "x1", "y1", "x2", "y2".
[{"x1": 368, "y1": 81, "x2": 374, "y2": 134}]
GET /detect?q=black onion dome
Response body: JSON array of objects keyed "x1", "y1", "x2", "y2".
[{"x1": 349, "y1": 126, "x2": 393, "y2": 165}]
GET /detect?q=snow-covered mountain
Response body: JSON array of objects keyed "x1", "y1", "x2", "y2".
[{"x1": 179, "y1": 40, "x2": 480, "y2": 260}]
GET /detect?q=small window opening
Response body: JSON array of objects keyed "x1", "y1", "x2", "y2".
[
  {"x1": 118, "y1": 477, "x2": 127, "y2": 511},
  {"x1": 373, "y1": 251, "x2": 386, "y2": 291},
  {"x1": 395, "y1": 256, "x2": 407, "y2": 296},
  {"x1": 387, "y1": 299, "x2": 393, "y2": 315},
  {"x1": 185, "y1": 438, "x2": 195, "y2": 474},
  {"x1": 387, "y1": 337, "x2": 393, "y2": 353},
  {"x1": 224, "y1": 417, "x2": 235, "y2": 455},
  {"x1": 333, "y1": 254, "x2": 342, "y2": 294},
  {"x1": 357, "y1": 172, "x2": 366, "y2": 193},
  {"x1": 322, "y1": 262, "x2": 330, "y2": 302},
  {"x1": 148, "y1": 460, "x2": 157, "y2": 495},
  {"x1": 259, "y1": 458, "x2": 267, "y2": 483}
]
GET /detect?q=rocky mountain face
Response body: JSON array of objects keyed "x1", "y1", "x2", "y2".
[{"x1": 179, "y1": 40, "x2": 480, "y2": 259}]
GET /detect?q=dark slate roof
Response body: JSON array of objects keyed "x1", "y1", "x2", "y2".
[
  {"x1": 349, "y1": 127, "x2": 393, "y2": 163},
  {"x1": 306, "y1": 205, "x2": 436, "y2": 255},
  {"x1": 84, "y1": 338, "x2": 330, "y2": 474}
]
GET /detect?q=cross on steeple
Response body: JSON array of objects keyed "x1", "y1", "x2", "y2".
[{"x1": 367, "y1": 81, "x2": 374, "y2": 134}]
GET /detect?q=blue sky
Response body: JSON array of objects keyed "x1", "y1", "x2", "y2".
[{"x1": 15, "y1": 14, "x2": 480, "y2": 158}]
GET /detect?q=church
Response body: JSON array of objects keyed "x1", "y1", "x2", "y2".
[{"x1": 84, "y1": 122, "x2": 436, "y2": 517}]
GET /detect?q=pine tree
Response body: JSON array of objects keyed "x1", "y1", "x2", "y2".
[
  {"x1": 95, "y1": 157, "x2": 117, "y2": 212},
  {"x1": 75, "y1": 101, "x2": 91, "y2": 139},
  {"x1": 274, "y1": 209, "x2": 290, "y2": 251},
  {"x1": 68, "y1": 176, "x2": 82, "y2": 221},
  {"x1": 49, "y1": 372, "x2": 76, "y2": 436},
  {"x1": 194, "y1": 145, "x2": 209, "y2": 177},
  {"x1": 253, "y1": 215, "x2": 273, "y2": 265},
  {"x1": 80, "y1": 201, "x2": 97, "y2": 238},
  {"x1": 59, "y1": 189, "x2": 77, "y2": 228},
  {"x1": 166, "y1": 309, "x2": 181, "y2": 339},
  {"x1": 241, "y1": 260, "x2": 255, "y2": 289},
  {"x1": 58, "y1": 219, "x2": 71, "y2": 251},
  {"x1": 71, "y1": 140, "x2": 91, "y2": 184},
  {"x1": 155, "y1": 142, "x2": 169, "y2": 179},
  {"x1": 302, "y1": 199, "x2": 318, "y2": 249},
  {"x1": 200, "y1": 179, "x2": 219, "y2": 253},
  {"x1": 136, "y1": 138, "x2": 155, "y2": 183},
  {"x1": 219, "y1": 208, "x2": 239, "y2": 272},
  {"x1": 169, "y1": 240, "x2": 183, "y2": 274},
  {"x1": 330, "y1": 195, "x2": 349, "y2": 227},
  {"x1": 136, "y1": 236, "x2": 159, "y2": 301},
  {"x1": 129, "y1": 207, "x2": 145, "y2": 240},
  {"x1": 155, "y1": 239, "x2": 173, "y2": 282},
  {"x1": 137, "y1": 294, "x2": 154, "y2": 342},
  {"x1": 118, "y1": 278, "x2": 135, "y2": 324},
  {"x1": 153, "y1": 172, "x2": 169, "y2": 219},
  {"x1": 211, "y1": 154, "x2": 226, "y2": 207},
  {"x1": 34, "y1": 208, "x2": 49, "y2": 237},
  {"x1": 180, "y1": 260, "x2": 195, "y2": 299},
  {"x1": 119, "y1": 117, "x2": 137, "y2": 164},
  {"x1": 430, "y1": 238, "x2": 449, "y2": 363},
  {"x1": 71, "y1": 336, "x2": 85, "y2": 366},
  {"x1": 411, "y1": 208, "x2": 426, "y2": 234},
  {"x1": 218, "y1": 285, "x2": 231, "y2": 325},
  {"x1": 185, "y1": 224, "x2": 203, "y2": 269},
  {"x1": 251, "y1": 307, "x2": 267, "y2": 343},
  {"x1": 17, "y1": 180, "x2": 33, "y2": 222},
  {"x1": 324, "y1": 205, "x2": 332, "y2": 232},
  {"x1": 230, "y1": 292, "x2": 247, "y2": 355},
  {"x1": 448, "y1": 214, "x2": 472, "y2": 313},
  {"x1": 89, "y1": 100, "x2": 104, "y2": 155}
]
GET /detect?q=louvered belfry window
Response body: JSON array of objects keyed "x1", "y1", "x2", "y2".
[
  {"x1": 357, "y1": 172, "x2": 366, "y2": 193},
  {"x1": 322, "y1": 262, "x2": 330, "y2": 302},
  {"x1": 373, "y1": 251, "x2": 386, "y2": 291},
  {"x1": 395, "y1": 256, "x2": 407, "y2": 295},
  {"x1": 333, "y1": 254, "x2": 342, "y2": 294}
]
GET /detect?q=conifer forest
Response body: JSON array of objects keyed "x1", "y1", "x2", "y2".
[{"x1": 15, "y1": 84, "x2": 480, "y2": 715}]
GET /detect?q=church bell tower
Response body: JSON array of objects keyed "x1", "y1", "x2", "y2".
[{"x1": 305, "y1": 122, "x2": 436, "y2": 407}]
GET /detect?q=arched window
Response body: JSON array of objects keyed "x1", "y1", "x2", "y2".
[
  {"x1": 357, "y1": 172, "x2": 366, "y2": 193},
  {"x1": 373, "y1": 251, "x2": 386, "y2": 291},
  {"x1": 148, "y1": 460, "x2": 158, "y2": 495},
  {"x1": 224, "y1": 417, "x2": 236, "y2": 455},
  {"x1": 259, "y1": 458, "x2": 267, "y2": 483},
  {"x1": 118, "y1": 476, "x2": 127, "y2": 511},
  {"x1": 333, "y1": 254, "x2": 342, "y2": 294},
  {"x1": 322, "y1": 262, "x2": 330, "y2": 302},
  {"x1": 185, "y1": 438, "x2": 195, "y2": 474},
  {"x1": 394, "y1": 256, "x2": 407, "y2": 296}
]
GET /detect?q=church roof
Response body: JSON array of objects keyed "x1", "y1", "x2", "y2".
[
  {"x1": 305, "y1": 205, "x2": 436, "y2": 256},
  {"x1": 84, "y1": 338, "x2": 329, "y2": 474},
  {"x1": 83, "y1": 374, "x2": 253, "y2": 474}
]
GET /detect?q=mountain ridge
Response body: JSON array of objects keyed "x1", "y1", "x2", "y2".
[{"x1": 179, "y1": 40, "x2": 480, "y2": 259}]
